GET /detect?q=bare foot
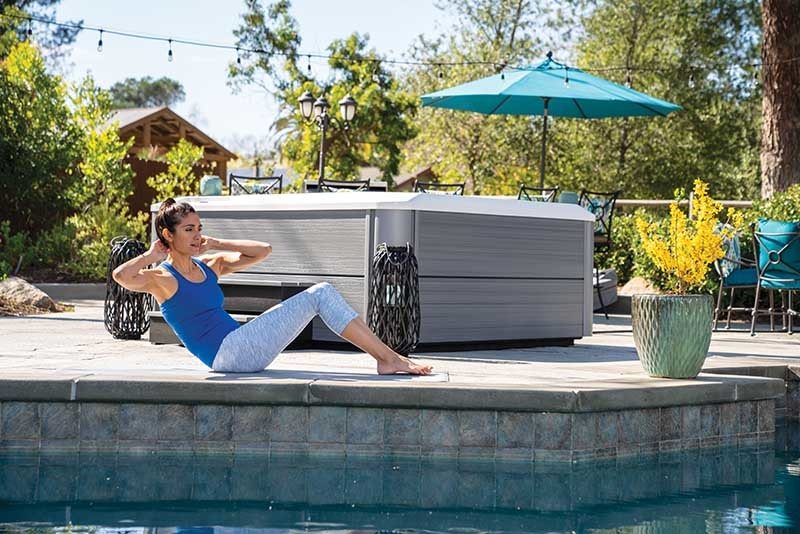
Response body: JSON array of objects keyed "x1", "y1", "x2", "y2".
[{"x1": 377, "y1": 354, "x2": 433, "y2": 375}]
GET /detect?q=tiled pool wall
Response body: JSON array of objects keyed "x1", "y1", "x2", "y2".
[
  {"x1": 0, "y1": 445, "x2": 777, "y2": 516},
  {"x1": 0, "y1": 399, "x2": 776, "y2": 462}
]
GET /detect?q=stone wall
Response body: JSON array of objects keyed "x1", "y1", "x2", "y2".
[{"x1": 0, "y1": 400, "x2": 776, "y2": 462}]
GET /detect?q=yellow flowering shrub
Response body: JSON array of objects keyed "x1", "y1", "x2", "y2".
[{"x1": 635, "y1": 179, "x2": 743, "y2": 294}]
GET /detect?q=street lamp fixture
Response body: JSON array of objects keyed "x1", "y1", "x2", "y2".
[{"x1": 298, "y1": 91, "x2": 357, "y2": 180}]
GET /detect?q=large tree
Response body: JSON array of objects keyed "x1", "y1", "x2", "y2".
[
  {"x1": 109, "y1": 76, "x2": 186, "y2": 108},
  {"x1": 228, "y1": 0, "x2": 417, "y2": 184},
  {"x1": 551, "y1": 0, "x2": 763, "y2": 200},
  {"x1": 759, "y1": 0, "x2": 800, "y2": 197}
]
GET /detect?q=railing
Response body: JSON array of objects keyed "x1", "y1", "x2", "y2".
[{"x1": 616, "y1": 195, "x2": 753, "y2": 219}]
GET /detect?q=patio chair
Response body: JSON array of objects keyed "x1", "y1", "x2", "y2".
[
  {"x1": 229, "y1": 174, "x2": 283, "y2": 195},
  {"x1": 318, "y1": 177, "x2": 371, "y2": 192},
  {"x1": 413, "y1": 180, "x2": 465, "y2": 195},
  {"x1": 579, "y1": 189, "x2": 622, "y2": 319},
  {"x1": 712, "y1": 225, "x2": 760, "y2": 331},
  {"x1": 557, "y1": 191, "x2": 580, "y2": 204},
  {"x1": 517, "y1": 184, "x2": 559, "y2": 202},
  {"x1": 750, "y1": 219, "x2": 800, "y2": 336}
]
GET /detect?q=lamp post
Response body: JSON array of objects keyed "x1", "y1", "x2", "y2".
[{"x1": 298, "y1": 91, "x2": 357, "y2": 180}]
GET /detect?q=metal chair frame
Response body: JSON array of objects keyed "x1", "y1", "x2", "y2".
[
  {"x1": 229, "y1": 174, "x2": 283, "y2": 195},
  {"x1": 413, "y1": 181, "x2": 465, "y2": 196},
  {"x1": 318, "y1": 177, "x2": 371, "y2": 192},
  {"x1": 750, "y1": 225, "x2": 800, "y2": 336},
  {"x1": 517, "y1": 184, "x2": 559, "y2": 202},
  {"x1": 579, "y1": 189, "x2": 622, "y2": 320}
]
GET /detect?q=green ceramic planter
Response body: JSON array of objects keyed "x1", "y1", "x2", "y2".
[{"x1": 631, "y1": 294, "x2": 713, "y2": 379}]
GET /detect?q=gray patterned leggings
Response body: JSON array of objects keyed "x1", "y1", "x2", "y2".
[{"x1": 211, "y1": 282, "x2": 360, "y2": 373}]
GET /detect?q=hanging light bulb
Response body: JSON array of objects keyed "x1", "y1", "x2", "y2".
[
  {"x1": 564, "y1": 66, "x2": 570, "y2": 87},
  {"x1": 97, "y1": 29, "x2": 103, "y2": 53},
  {"x1": 625, "y1": 69, "x2": 632, "y2": 88},
  {"x1": 168, "y1": 39, "x2": 173, "y2": 62},
  {"x1": 26, "y1": 19, "x2": 32, "y2": 38},
  {"x1": 236, "y1": 46, "x2": 241, "y2": 65},
  {"x1": 689, "y1": 72, "x2": 694, "y2": 87},
  {"x1": 307, "y1": 54, "x2": 312, "y2": 75}
]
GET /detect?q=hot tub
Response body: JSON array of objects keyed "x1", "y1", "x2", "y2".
[{"x1": 151, "y1": 192, "x2": 595, "y2": 349}]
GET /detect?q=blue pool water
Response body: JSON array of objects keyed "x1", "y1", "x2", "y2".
[{"x1": 1, "y1": 443, "x2": 799, "y2": 533}]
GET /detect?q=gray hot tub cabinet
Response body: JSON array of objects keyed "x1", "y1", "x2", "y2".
[{"x1": 151, "y1": 192, "x2": 595, "y2": 349}]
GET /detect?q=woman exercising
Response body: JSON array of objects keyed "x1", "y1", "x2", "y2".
[{"x1": 112, "y1": 198, "x2": 433, "y2": 375}]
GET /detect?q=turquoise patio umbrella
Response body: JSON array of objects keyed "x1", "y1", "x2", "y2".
[{"x1": 421, "y1": 52, "x2": 682, "y2": 188}]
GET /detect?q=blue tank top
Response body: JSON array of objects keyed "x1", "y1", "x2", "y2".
[{"x1": 159, "y1": 258, "x2": 240, "y2": 368}]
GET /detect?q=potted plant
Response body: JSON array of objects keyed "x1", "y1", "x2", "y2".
[{"x1": 633, "y1": 180, "x2": 741, "y2": 378}]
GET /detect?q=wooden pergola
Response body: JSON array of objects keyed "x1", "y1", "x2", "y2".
[{"x1": 110, "y1": 107, "x2": 237, "y2": 214}]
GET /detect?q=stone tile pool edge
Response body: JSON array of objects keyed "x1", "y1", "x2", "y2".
[{"x1": 0, "y1": 369, "x2": 785, "y2": 463}]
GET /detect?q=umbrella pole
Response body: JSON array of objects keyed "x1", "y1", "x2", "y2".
[{"x1": 539, "y1": 97, "x2": 549, "y2": 189}]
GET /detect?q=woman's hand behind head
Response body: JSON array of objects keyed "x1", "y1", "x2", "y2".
[{"x1": 146, "y1": 240, "x2": 170, "y2": 262}]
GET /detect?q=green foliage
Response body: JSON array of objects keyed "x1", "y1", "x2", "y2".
[
  {"x1": 0, "y1": 41, "x2": 82, "y2": 237},
  {"x1": 549, "y1": 0, "x2": 761, "y2": 200},
  {"x1": 108, "y1": 76, "x2": 186, "y2": 108},
  {"x1": 146, "y1": 138, "x2": 204, "y2": 199},
  {"x1": 0, "y1": 3, "x2": 81, "y2": 60},
  {"x1": 749, "y1": 183, "x2": 800, "y2": 223},
  {"x1": 65, "y1": 77, "x2": 148, "y2": 279},
  {"x1": 402, "y1": 0, "x2": 548, "y2": 194},
  {"x1": 0, "y1": 43, "x2": 148, "y2": 280},
  {"x1": 229, "y1": 1, "x2": 417, "y2": 182}
]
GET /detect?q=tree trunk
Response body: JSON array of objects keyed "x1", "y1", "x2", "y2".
[{"x1": 760, "y1": 0, "x2": 800, "y2": 198}]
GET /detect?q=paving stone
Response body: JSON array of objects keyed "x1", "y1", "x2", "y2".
[
  {"x1": 534, "y1": 413, "x2": 571, "y2": 450},
  {"x1": 497, "y1": 412, "x2": 534, "y2": 449},
  {"x1": 195, "y1": 405, "x2": 233, "y2": 441},
  {"x1": 309, "y1": 406, "x2": 346, "y2": 443},
  {"x1": 458, "y1": 411, "x2": 496, "y2": 447},
  {"x1": 40, "y1": 403, "x2": 78, "y2": 440},
  {"x1": 421, "y1": 410, "x2": 458, "y2": 448},
  {"x1": 720, "y1": 403, "x2": 739, "y2": 436},
  {"x1": 118, "y1": 404, "x2": 159, "y2": 440},
  {"x1": 270, "y1": 406, "x2": 308, "y2": 443},
  {"x1": 346, "y1": 408, "x2": 383, "y2": 445},
  {"x1": 79, "y1": 403, "x2": 118, "y2": 441},
  {"x1": 660, "y1": 407, "x2": 681, "y2": 441},
  {"x1": 2, "y1": 402, "x2": 40, "y2": 440},
  {"x1": 739, "y1": 402, "x2": 758, "y2": 434},
  {"x1": 158, "y1": 404, "x2": 194, "y2": 441},
  {"x1": 700, "y1": 405, "x2": 721, "y2": 438},
  {"x1": 232, "y1": 405, "x2": 270, "y2": 442},
  {"x1": 384, "y1": 408, "x2": 421, "y2": 445}
]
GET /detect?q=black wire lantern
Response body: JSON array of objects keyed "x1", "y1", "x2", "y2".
[
  {"x1": 367, "y1": 242, "x2": 421, "y2": 356},
  {"x1": 104, "y1": 236, "x2": 155, "y2": 339}
]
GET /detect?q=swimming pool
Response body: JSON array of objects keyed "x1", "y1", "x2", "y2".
[{"x1": 1, "y1": 429, "x2": 799, "y2": 534}]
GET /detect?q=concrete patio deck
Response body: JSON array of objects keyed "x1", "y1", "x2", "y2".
[{"x1": 1, "y1": 293, "x2": 798, "y2": 461}]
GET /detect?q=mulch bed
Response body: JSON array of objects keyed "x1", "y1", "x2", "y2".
[{"x1": 0, "y1": 295, "x2": 74, "y2": 317}]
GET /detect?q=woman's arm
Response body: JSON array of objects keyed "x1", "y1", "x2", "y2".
[
  {"x1": 201, "y1": 236, "x2": 272, "y2": 276},
  {"x1": 112, "y1": 241, "x2": 167, "y2": 292}
]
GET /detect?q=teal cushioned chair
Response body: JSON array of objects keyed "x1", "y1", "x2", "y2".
[
  {"x1": 713, "y1": 226, "x2": 760, "y2": 330},
  {"x1": 750, "y1": 218, "x2": 800, "y2": 335}
]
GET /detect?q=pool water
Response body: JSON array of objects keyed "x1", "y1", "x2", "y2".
[{"x1": 0, "y1": 443, "x2": 798, "y2": 533}]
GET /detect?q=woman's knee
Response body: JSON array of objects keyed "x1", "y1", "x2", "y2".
[{"x1": 310, "y1": 281, "x2": 333, "y2": 292}]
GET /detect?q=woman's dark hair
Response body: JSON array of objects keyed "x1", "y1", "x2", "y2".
[{"x1": 155, "y1": 198, "x2": 196, "y2": 248}]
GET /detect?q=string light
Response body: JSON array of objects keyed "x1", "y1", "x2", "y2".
[
  {"x1": 97, "y1": 29, "x2": 103, "y2": 52},
  {"x1": 564, "y1": 65, "x2": 570, "y2": 87},
  {"x1": 2, "y1": 11, "x2": 799, "y2": 78},
  {"x1": 307, "y1": 54, "x2": 311, "y2": 75},
  {"x1": 167, "y1": 38, "x2": 173, "y2": 62},
  {"x1": 236, "y1": 46, "x2": 241, "y2": 65}
]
